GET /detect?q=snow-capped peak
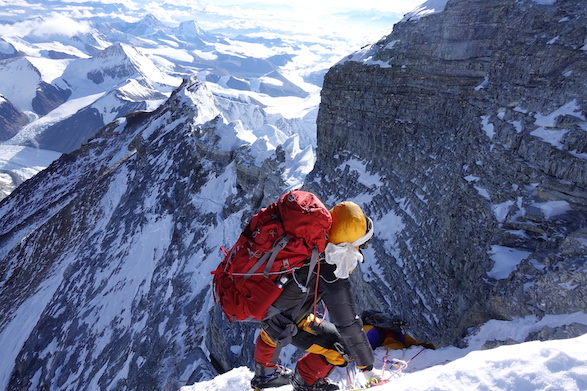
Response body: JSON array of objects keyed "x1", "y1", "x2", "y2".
[
  {"x1": 126, "y1": 14, "x2": 169, "y2": 36},
  {"x1": 96, "y1": 42, "x2": 138, "y2": 61},
  {"x1": 402, "y1": 0, "x2": 449, "y2": 22},
  {"x1": 0, "y1": 57, "x2": 42, "y2": 111},
  {"x1": 57, "y1": 42, "x2": 180, "y2": 96},
  {"x1": 174, "y1": 20, "x2": 210, "y2": 40}
]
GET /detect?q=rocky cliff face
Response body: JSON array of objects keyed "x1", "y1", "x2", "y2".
[{"x1": 307, "y1": 0, "x2": 587, "y2": 345}]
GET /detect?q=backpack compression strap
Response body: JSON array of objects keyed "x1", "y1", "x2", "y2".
[{"x1": 244, "y1": 236, "x2": 290, "y2": 279}]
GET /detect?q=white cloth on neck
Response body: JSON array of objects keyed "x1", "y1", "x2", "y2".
[{"x1": 325, "y1": 217, "x2": 373, "y2": 279}]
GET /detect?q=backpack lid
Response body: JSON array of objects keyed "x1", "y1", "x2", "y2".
[{"x1": 277, "y1": 190, "x2": 332, "y2": 252}]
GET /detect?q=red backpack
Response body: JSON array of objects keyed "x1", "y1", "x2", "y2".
[{"x1": 212, "y1": 190, "x2": 332, "y2": 322}]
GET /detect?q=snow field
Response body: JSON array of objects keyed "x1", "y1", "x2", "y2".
[{"x1": 182, "y1": 313, "x2": 587, "y2": 391}]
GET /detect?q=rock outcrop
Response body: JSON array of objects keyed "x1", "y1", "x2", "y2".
[
  {"x1": 307, "y1": 0, "x2": 587, "y2": 345},
  {"x1": 0, "y1": 96, "x2": 28, "y2": 140}
]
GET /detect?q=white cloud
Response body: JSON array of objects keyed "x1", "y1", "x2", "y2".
[
  {"x1": 35, "y1": 14, "x2": 92, "y2": 37},
  {"x1": 1, "y1": 13, "x2": 92, "y2": 38},
  {"x1": 0, "y1": 0, "x2": 31, "y2": 6}
]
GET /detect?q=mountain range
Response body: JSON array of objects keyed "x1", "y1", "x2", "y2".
[
  {"x1": 0, "y1": 10, "x2": 321, "y2": 149},
  {"x1": 1, "y1": 2, "x2": 355, "y2": 199},
  {"x1": 1, "y1": 0, "x2": 586, "y2": 390}
]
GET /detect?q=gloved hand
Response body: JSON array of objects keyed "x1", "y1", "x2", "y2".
[
  {"x1": 361, "y1": 367, "x2": 383, "y2": 385},
  {"x1": 420, "y1": 342, "x2": 436, "y2": 350}
]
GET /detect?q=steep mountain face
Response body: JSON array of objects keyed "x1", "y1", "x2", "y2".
[
  {"x1": 0, "y1": 56, "x2": 72, "y2": 121},
  {"x1": 0, "y1": 57, "x2": 45, "y2": 112},
  {"x1": 308, "y1": 0, "x2": 587, "y2": 345},
  {"x1": 2, "y1": 40, "x2": 183, "y2": 153},
  {"x1": 30, "y1": 81, "x2": 72, "y2": 116},
  {"x1": 0, "y1": 78, "x2": 308, "y2": 390}
]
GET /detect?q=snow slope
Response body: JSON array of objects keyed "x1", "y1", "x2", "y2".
[
  {"x1": 0, "y1": 57, "x2": 42, "y2": 112},
  {"x1": 182, "y1": 313, "x2": 587, "y2": 391}
]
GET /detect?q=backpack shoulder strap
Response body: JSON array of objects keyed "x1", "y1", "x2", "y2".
[
  {"x1": 269, "y1": 246, "x2": 320, "y2": 364},
  {"x1": 304, "y1": 247, "x2": 319, "y2": 290}
]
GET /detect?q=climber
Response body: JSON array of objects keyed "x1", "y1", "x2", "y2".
[
  {"x1": 361, "y1": 310, "x2": 436, "y2": 351},
  {"x1": 251, "y1": 201, "x2": 380, "y2": 391}
]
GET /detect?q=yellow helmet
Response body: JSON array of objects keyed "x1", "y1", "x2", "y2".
[{"x1": 329, "y1": 201, "x2": 367, "y2": 245}]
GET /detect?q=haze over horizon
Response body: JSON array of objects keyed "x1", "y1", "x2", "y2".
[{"x1": 0, "y1": 0, "x2": 426, "y2": 50}]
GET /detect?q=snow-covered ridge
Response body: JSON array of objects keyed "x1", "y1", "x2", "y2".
[
  {"x1": 0, "y1": 77, "x2": 317, "y2": 390},
  {"x1": 402, "y1": 0, "x2": 449, "y2": 21}
]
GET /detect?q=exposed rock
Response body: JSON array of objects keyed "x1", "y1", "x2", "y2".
[
  {"x1": 526, "y1": 323, "x2": 587, "y2": 342},
  {"x1": 307, "y1": 0, "x2": 587, "y2": 345},
  {"x1": 31, "y1": 81, "x2": 72, "y2": 116},
  {"x1": 482, "y1": 338, "x2": 518, "y2": 350},
  {"x1": 0, "y1": 96, "x2": 29, "y2": 141}
]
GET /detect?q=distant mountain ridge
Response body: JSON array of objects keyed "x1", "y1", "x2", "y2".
[
  {"x1": 0, "y1": 9, "x2": 323, "y2": 199},
  {"x1": 0, "y1": 12, "x2": 316, "y2": 155}
]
